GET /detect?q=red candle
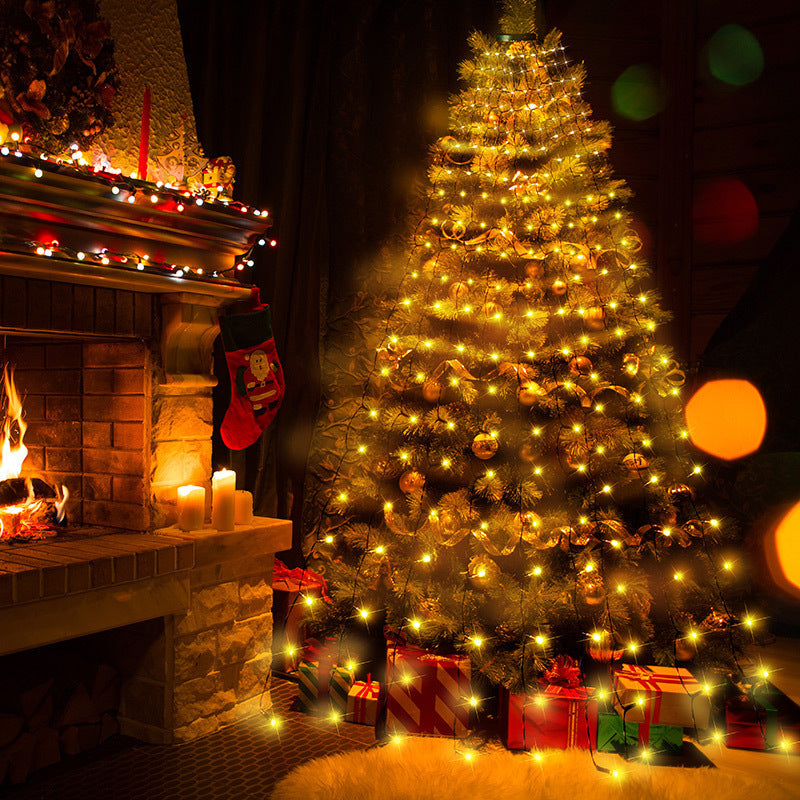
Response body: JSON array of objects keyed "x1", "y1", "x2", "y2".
[{"x1": 138, "y1": 85, "x2": 150, "y2": 181}]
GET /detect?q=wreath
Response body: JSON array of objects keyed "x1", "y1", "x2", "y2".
[{"x1": 0, "y1": 0, "x2": 118, "y2": 152}]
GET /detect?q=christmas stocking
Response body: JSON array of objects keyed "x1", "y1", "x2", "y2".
[{"x1": 220, "y1": 304, "x2": 285, "y2": 450}]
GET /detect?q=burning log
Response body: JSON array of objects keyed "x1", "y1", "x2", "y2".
[
  {"x1": 0, "y1": 478, "x2": 68, "y2": 542},
  {"x1": 0, "y1": 478, "x2": 56, "y2": 506},
  {"x1": 0, "y1": 366, "x2": 70, "y2": 542}
]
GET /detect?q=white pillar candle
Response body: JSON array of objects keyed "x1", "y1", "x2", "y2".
[
  {"x1": 235, "y1": 490, "x2": 254, "y2": 525},
  {"x1": 211, "y1": 469, "x2": 236, "y2": 531},
  {"x1": 176, "y1": 485, "x2": 205, "y2": 531}
]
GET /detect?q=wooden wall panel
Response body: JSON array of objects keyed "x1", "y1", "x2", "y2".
[{"x1": 539, "y1": 1, "x2": 800, "y2": 363}]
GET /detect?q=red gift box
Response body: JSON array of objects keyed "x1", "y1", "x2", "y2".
[
  {"x1": 271, "y1": 559, "x2": 330, "y2": 671},
  {"x1": 499, "y1": 684, "x2": 598, "y2": 750},
  {"x1": 725, "y1": 686, "x2": 800, "y2": 753},
  {"x1": 385, "y1": 643, "x2": 471, "y2": 737}
]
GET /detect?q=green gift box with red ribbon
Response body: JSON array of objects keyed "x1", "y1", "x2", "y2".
[
  {"x1": 613, "y1": 664, "x2": 711, "y2": 729},
  {"x1": 297, "y1": 639, "x2": 354, "y2": 717},
  {"x1": 597, "y1": 711, "x2": 683, "y2": 756}
]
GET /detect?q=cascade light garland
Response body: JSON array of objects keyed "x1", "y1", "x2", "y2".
[{"x1": 301, "y1": 0, "x2": 754, "y2": 695}]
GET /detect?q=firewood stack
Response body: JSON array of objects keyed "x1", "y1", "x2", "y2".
[{"x1": 0, "y1": 655, "x2": 120, "y2": 786}]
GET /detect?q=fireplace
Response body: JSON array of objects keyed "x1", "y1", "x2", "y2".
[{"x1": 0, "y1": 155, "x2": 291, "y2": 770}]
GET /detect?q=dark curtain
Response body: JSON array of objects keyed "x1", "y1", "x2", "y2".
[{"x1": 177, "y1": 0, "x2": 497, "y2": 561}]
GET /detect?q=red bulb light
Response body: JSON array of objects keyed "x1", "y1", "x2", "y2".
[{"x1": 270, "y1": 240, "x2": 277, "y2": 247}]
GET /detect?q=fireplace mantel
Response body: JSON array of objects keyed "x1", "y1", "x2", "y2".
[{"x1": 0, "y1": 157, "x2": 285, "y2": 746}]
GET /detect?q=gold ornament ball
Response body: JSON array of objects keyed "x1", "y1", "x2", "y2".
[
  {"x1": 422, "y1": 381, "x2": 443, "y2": 403},
  {"x1": 525, "y1": 261, "x2": 545, "y2": 280},
  {"x1": 517, "y1": 381, "x2": 544, "y2": 406},
  {"x1": 449, "y1": 281, "x2": 470, "y2": 301},
  {"x1": 584, "y1": 306, "x2": 606, "y2": 330},
  {"x1": 623, "y1": 452, "x2": 649, "y2": 471},
  {"x1": 551, "y1": 280, "x2": 567, "y2": 296},
  {"x1": 471, "y1": 432, "x2": 499, "y2": 460},
  {"x1": 399, "y1": 470, "x2": 426, "y2": 494},
  {"x1": 582, "y1": 580, "x2": 606, "y2": 606},
  {"x1": 468, "y1": 555, "x2": 500, "y2": 588},
  {"x1": 569, "y1": 356, "x2": 593, "y2": 376},
  {"x1": 668, "y1": 482, "x2": 695, "y2": 503}
]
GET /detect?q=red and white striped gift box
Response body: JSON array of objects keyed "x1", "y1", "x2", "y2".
[
  {"x1": 613, "y1": 664, "x2": 711, "y2": 728},
  {"x1": 385, "y1": 644, "x2": 471, "y2": 737}
]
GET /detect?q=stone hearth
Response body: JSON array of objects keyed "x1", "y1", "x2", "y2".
[{"x1": 0, "y1": 518, "x2": 291, "y2": 744}]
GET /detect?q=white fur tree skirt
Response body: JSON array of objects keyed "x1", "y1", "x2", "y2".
[{"x1": 270, "y1": 737, "x2": 795, "y2": 800}]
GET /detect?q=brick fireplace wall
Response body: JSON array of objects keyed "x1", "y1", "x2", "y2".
[{"x1": 4, "y1": 338, "x2": 150, "y2": 531}]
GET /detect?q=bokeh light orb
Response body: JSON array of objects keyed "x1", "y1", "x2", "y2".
[
  {"x1": 708, "y1": 24, "x2": 764, "y2": 86},
  {"x1": 685, "y1": 379, "x2": 766, "y2": 460},
  {"x1": 693, "y1": 178, "x2": 758, "y2": 245},
  {"x1": 612, "y1": 65, "x2": 664, "y2": 121},
  {"x1": 774, "y1": 500, "x2": 800, "y2": 593}
]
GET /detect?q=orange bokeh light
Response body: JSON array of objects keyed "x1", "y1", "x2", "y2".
[
  {"x1": 685, "y1": 379, "x2": 766, "y2": 460},
  {"x1": 772, "y1": 501, "x2": 800, "y2": 593}
]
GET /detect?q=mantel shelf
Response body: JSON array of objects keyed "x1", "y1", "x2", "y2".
[{"x1": 0, "y1": 250, "x2": 252, "y2": 300}]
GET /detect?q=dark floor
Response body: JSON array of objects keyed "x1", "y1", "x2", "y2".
[{"x1": 4, "y1": 679, "x2": 376, "y2": 800}]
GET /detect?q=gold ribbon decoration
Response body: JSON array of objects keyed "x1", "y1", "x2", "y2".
[
  {"x1": 542, "y1": 378, "x2": 592, "y2": 409},
  {"x1": 438, "y1": 135, "x2": 474, "y2": 166},
  {"x1": 472, "y1": 524, "x2": 519, "y2": 557},
  {"x1": 464, "y1": 227, "x2": 530, "y2": 257},
  {"x1": 652, "y1": 359, "x2": 686, "y2": 397}
]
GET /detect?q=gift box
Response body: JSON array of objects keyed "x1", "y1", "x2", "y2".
[
  {"x1": 725, "y1": 685, "x2": 800, "y2": 753},
  {"x1": 499, "y1": 684, "x2": 598, "y2": 750},
  {"x1": 385, "y1": 643, "x2": 471, "y2": 737},
  {"x1": 613, "y1": 664, "x2": 711, "y2": 728},
  {"x1": 597, "y1": 711, "x2": 683, "y2": 756},
  {"x1": 347, "y1": 675, "x2": 380, "y2": 726},
  {"x1": 297, "y1": 647, "x2": 354, "y2": 717},
  {"x1": 271, "y1": 559, "x2": 330, "y2": 671}
]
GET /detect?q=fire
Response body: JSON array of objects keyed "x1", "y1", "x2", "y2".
[
  {"x1": 0, "y1": 364, "x2": 27, "y2": 481},
  {"x1": 0, "y1": 364, "x2": 68, "y2": 542}
]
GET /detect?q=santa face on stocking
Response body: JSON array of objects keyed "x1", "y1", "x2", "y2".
[{"x1": 238, "y1": 349, "x2": 282, "y2": 416}]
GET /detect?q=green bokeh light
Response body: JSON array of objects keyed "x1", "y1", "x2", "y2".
[
  {"x1": 708, "y1": 24, "x2": 764, "y2": 86},
  {"x1": 611, "y1": 65, "x2": 663, "y2": 121}
]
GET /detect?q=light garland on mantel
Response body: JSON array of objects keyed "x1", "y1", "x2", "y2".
[{"x1": 0, "y1": 135, "x2": 277, "y2": 286}]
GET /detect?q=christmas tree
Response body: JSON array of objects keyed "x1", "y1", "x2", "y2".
[{"x1": 304, "y1": 0, "x2": 745, "y2": 690}]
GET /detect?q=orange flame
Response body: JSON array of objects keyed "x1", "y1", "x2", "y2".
[{"x1": 0, "y1": 364, "x2": 27, "y2": 481}]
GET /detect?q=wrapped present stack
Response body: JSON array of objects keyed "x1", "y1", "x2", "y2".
[
  {"x1": 297, "y1": 639, "x2": 355, "y2": 719},
  {"x1": 271, "y1": 560, "x2": 330, "y2": 672},
  {"x1": 597, "y1": 664, "x2": 711, "y2": 757},
  {"x1": 385, "y1": 639, "x2": 471, "y2": 737},
  {"x1": 724, "y1": 679, "x2": 800, "y2": 753},
  {"x1": 499, "y1": 655, "x2": 598, "y2": 751}
]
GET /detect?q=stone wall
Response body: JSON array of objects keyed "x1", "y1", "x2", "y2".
[
  {"x1": 171, "y1": 555, "x2": 274, "y2": 741},
  {"x1": 114, "y1": 520, "x2": 291, "y2": 744}
]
